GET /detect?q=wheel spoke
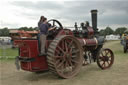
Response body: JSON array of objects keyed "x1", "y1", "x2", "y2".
[
  {"x1": 57, "y1": 45, "x2": 65, "y2": 54},
  {"x1": 99, "y1": 56, "x2": 103, "y2": 60},
  {"x1": 106, "y1": 51, "x2": 109, "y2": 56},
  {"x1": 60, "y1": 63, "x2": 65, "y2": 73},
  {"x1": 61, "y1": 40, "x2": 65, "y2": 49},
  {"x1": 64, "y1": 61, "x2": 68, "y2": 68},
  {"x1": 57, "y1": 60, "x2": 65, "y2": 68},
  {"x1": 65, "y1": 40, "x2": 67, "y2": 52},
  {"x1": 55, "y1": 49, "x2": 60, "y2": 55},
  {"x1": 106, "y1": 61, "x2": 110, "y2": 65},
  {"x1": 64, "y1": 40, "x2": 68, "y2": 52},
  {"x1": 99, "y1": 56, "x2": 105, "y2": 62},
  {"x1": 58, "y1": 64, "x2": 65, "y2": 73},
  {"x1": 104, "y1": 62, "x2": 106, "y2": 67},
  {"x1": 98, "y1": 57, "x2": 103, "y2": 62},
  {"x1": 55, "y1": 56, "x2": 62, "y2": 59},
  {"x1": 68, "y1": 58, "x2": 73, "y2": 67},
  {"x1": 71, "y1": 59, "x2": 79, "y2": 64},
  {"x1": 56, "y1": 59, "x2": 61, "y2": 65},
  {"x1": 68, "y1": 40, "x2": 73, "y2": 48},
  {"x1": 65, "y1": 60, "x2": 70, "y2": 68},
  {"x1": 102, "y1": 62, "x2": 105, "y2": 67},
  {"x1": 66, "y1": 59, "x2": 73, "y2": 72},
  {"x1": 72, "y1": 49, "x2": 80, "y2": 54}
]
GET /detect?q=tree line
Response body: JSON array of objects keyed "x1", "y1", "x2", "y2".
[
  {"x1": 0, "y1": 27, "x2": 38, "y2": 36},
  {"x1": 0, "y1": 26, "x2": 127, "y2": 36},
  {"x1": 99, "y1": 27, "x2": 127, "y2": 36}
]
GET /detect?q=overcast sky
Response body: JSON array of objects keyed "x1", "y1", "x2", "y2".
[{"x1": 0, "y1": 0, "x2": 128, "y2": 30}]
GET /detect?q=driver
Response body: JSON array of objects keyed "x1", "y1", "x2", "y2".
[{"x1": 38, "y1": 17, "x2": 56, "y2": 56}]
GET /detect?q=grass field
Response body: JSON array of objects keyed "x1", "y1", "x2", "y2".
[
  {"x1": 104, "y1": 40, "x2": 128, "y2": 63},
  {"x1": 0, "y1": 40, "x2": 128, "y2": 85},
  {"x1": 0, "y1": 47, "x2": 18, "y2": 58}
]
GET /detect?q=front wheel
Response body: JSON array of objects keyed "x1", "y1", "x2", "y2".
[{"x1": 97, "y1": 48, "x2": 114, "y2": 70}]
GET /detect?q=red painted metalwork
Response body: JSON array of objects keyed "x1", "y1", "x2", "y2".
[
  {"x1": 15, "y1": 39, "x2": 48, "y2": 72},
  {"x1": 77, "y1": 38, "x2": 97, "y2": 46},
  {"x1": 87, "y1": 27, "x2": 94, "y2": 38},
  {"x1": 14, "y1": 29, "x2": 97, "y2": 72},
  {"x1": 10, "y1": 30, "x2": 38, "y2": 39},
  {"x1": 14, "y1": 29, "x2": 73, "y2": 72},
  {"x1": 56, "y1": 29, "x2": 73, "y2": 37}
]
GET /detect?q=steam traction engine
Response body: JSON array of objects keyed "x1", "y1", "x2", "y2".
[{"x1": 14, "y1": 10, "x2": 114, "y2": 78}]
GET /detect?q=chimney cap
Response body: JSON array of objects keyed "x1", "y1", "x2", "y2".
[{"x1": 91, "y1": 10, "x2": 98, "y2": 13}]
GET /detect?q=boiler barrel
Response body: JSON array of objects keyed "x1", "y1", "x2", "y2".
[{"x1": 78, "y1": 38, "x2": 98, "y2": 49}]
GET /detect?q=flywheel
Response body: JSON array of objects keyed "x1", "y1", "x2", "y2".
[{"x1": 47, "y1": 35, "x2": 83, "y2": 78}]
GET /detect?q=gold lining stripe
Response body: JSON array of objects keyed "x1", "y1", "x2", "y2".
[
  {"x1": 83, "y1": 39, "x2": 86, "y2": 45},
  {"x1": 94, "y1": 37, "x2": 98, "y2": 49},
  {"x1": 91, "y1": 11, "x2": 97, "y2": 14}
]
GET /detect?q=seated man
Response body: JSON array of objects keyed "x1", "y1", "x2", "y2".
[{"x1": 38, "y1": 17, "x2": 55, "y2": 56}]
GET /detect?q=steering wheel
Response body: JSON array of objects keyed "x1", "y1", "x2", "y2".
[
  {"x1": 47, "y1": 19, "x2": 63, "y2": 30},
  {"x1": 47, "y1": 19, "x2": 63, "y2": 37}
]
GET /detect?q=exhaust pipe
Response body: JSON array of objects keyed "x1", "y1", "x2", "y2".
[{"x1": 91, "y1": 10, "x2": 98, "y2": 34}]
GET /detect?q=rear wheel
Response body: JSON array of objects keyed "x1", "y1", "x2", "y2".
[
  {"x1": 47, "y1": 35, "x2": 83, "y2": 78},
  {"x1": 97, "y1": 48, "x2": 114, "y2": 70}
]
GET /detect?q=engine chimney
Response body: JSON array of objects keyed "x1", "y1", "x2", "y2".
[{"x1": 91, "y1": 10, "x2": 98, "y2": 34}]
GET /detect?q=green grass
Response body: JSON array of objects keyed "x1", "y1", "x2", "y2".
[
  {"x1": 104, "y1": 40, "x2": 127, "y2": 56},
  {"x1": 0, "y1": 48, "x2": 18, "y2": 59},
  {"x1": 0, "y1": 58, "x2": 14, "y2": 62},
  {"x1": 104, "y1": 40, "x2": 127, "y2": 57}
]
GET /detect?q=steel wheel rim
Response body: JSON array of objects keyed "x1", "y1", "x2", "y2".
[
  {"x1": 54, "y1": 36, "x2": 83, "y2": 78},
  {"x1": 97, "y1": 48, "x2": 114, "y2": 70}
]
